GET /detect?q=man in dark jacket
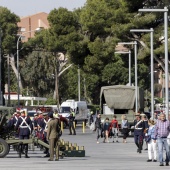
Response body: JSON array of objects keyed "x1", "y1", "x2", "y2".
[
  {"x1": 68, "y1": 113, "x2": 76, "y2": 135},
  {"x1": 95, "y1": 114, "x2": 103, "y2": 143}
]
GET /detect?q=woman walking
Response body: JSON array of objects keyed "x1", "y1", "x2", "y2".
[
  {"x1": 121, "y1": 115, "x2": 129, "y2": 143},
  {"x1": 146, "y1": 119, "x2": 157, "y2": 162}
]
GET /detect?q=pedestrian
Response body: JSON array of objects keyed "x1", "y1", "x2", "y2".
[
  {"x1": 89, "y1": 111, "x2": 94, "y2": 126},
  {"x1": 110, "y1": 115, "x2": 119, "y2": 143},
  {"x1": 154, "y1": 113, "x2": 170, "y2": 166},
  {"x1": 68, "y1": 113, "x2": 76, "y2": 135},
  {"x1": 47, "y1": 113, "x2": 60, "y2": 161},
  {"x1": 42, "y1": 112, "x2": 51, "y2": 157},
  {"x1": 121, "y1": 114, "x2": 129, "y2": 143},
  {"x1": 95, "y1": 113, "x2": 103, "y2": 144},
  {"x1": 15, "y1": 110, "x2": 33, "y2": 158},
  {"x1": 146, "y1": 119, "x2": 157, "y2": 162},
  {"x1": 133, "y1": 113, "x2": 145, "y2": 153},
  {"x1": 141, "y1": 114, "x2": 149, "y2": 150},
  {"x1": 103, "y1": 117, "x2": 110, "y2": 143}
]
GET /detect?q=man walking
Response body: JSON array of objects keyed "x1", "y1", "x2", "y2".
[
  {"x1": 133, "y1": 113, "x2": 145, "y2": 153},
  {"x1": 154, "y1": 113, "x2": 170, "y2": 166},
  {"x1": 47, "y1": 113, "x2": 60, "y2": 161}
]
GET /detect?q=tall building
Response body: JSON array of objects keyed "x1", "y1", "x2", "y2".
[{"x1": 17, "y1": 12, "x2": 49, "y2": 41}]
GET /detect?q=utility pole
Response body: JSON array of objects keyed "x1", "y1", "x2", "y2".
[{"x1": 78, "y1": 65, "x2": 80, "y2": 101}]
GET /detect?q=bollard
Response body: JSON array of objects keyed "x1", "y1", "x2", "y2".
[
  {"x1": 61, "y1": 121, "x2": 64, "y2": 132},
  {"x1": 83, "y1": 121, "x2": 85, "y2": 133}
]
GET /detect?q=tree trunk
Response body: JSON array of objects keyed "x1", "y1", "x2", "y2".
[{"x1": 9, "y1": 54, "x2": 23, "y2": 92}]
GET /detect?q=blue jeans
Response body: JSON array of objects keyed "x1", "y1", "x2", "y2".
[{"x1": 157, "y1": 138, "x2": 170, "y2": 163}]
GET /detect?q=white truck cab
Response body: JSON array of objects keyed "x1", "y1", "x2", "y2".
[{"x1": 59, "y1": 99, "x2": 88, "y2": 123}]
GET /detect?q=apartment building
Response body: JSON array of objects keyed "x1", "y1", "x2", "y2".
[{"x1": 17, "y1": 12, "x2": 49, "y2": 41}]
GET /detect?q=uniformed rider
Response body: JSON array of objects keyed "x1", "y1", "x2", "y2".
[{"x1": 15, "y1": 110, "x2": 33, "y2": 158}]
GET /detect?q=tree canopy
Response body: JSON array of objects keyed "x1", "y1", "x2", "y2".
[{"x1": 2, "y1": 0, "x2": 170, "y2": 106}]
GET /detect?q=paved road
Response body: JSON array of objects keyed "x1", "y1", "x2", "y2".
[{"x1": 0, "y1": 127, "x2": 169, "y2": 170}]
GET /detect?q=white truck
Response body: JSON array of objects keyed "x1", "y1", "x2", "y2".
[{"x1": 59, "y1": 99, "x2": 88, "y2": 123}]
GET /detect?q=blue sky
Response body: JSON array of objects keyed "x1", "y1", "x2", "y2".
[{"x1": 0, "y1": 0, "x2": 86, "y2": 17}]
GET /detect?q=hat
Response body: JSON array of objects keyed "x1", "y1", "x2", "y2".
[
  {"x1": 54, "y1": 109, "x2": 58, "y2": 113},
  {"x1": 53, "y1": 113, "x2": 60, "y2": 119},
  {"x1": 13, "y1": 112, "x2": 17, "y2": 115},
  {"x1": 48, "y1": 112, "x2": 53, "y2": 118},
  {"x1": 34, "y1": 113, "x2": 38, "y2": 116},
  {"x1": 42, "y1": 112, "x2": 48, "y2": 116},
  {"x1": 20, "y1": 110, "x2": 25, "y2": 113},
  {"x1": 135, "y1": 113, "x2": 141, "y2": 116},
  {"x1": 140, "y1": 113, "x2": 146, "y2": 117}
]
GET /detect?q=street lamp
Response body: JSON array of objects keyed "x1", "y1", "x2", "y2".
[
  {"x1": 17, "y1": 28, "x2": 41, "y2": 107},
  {"x1": 138, "y1": 7, "x2": 169, "y2": 117},
  {"x1": 115, "y1": 50, "x2": 131, "y2": 86},
  {"x1": 118, "y1": 42, "x2": 138, "y2": 113},
  {"x1": 130, "y1": 28, "x2": 154, "y2": 118}
]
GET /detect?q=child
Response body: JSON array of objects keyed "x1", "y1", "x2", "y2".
[
  {"x1": 145, "y1": 119, "x2": 157, "y2": 162},
  {"x1": 103, "y1": 117, "x2": 110, "y2": 143},
  {"x1": 110, "y1": 115, "x2": 119, "y2": 142}
]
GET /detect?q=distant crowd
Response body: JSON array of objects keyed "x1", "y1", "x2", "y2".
[{"x1": 90, "y1": 111, "x2": 170, "y2": 167}]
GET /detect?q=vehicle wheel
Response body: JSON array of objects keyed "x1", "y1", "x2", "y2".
[{"x1": 0, "y1": 138, "x2": 9, "y2": 158}]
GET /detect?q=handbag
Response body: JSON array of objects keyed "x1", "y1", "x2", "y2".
[{"x1": 145, "y1": 135, "x2": 151, "y2": 142}]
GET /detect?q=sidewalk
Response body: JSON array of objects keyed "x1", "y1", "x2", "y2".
[{"x1": 0, "y1": 127, "x2": 169, "y2": 170}]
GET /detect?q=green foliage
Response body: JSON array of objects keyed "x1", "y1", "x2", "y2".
[
  {"x1": 3, "y1": 0, "x2": 169, "y2": 106},
  {"x1": 45, "y1": 98, "x2": 57, "y2": 105}
]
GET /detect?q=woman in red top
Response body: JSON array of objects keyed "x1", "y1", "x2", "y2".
[{"x1": 110, "y1": 115, "x2": 119, "y2": 142}]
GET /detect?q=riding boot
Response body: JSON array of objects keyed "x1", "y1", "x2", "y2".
[
  {"x1": 24, "y1": 145, "x2": 30, "y2": 158},
  {"x1": 18, "y1": 144, "x2": 22, "y2": 158}
]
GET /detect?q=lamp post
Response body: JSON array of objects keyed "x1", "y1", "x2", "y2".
[
  {"x1": 138, "y1": 7, "x2": 169, "y2": 117},
  {"x1": 78, "y1": 65, "x2": 80, "y2": 101},
  {"x1": 118, "y1": 42, "x2": 138, "y2": 113},
  {"x1": 115, "y1": 50, "x2": 131, "y2": 86},
  {"x1": 17, "y1": 28, "x2": 41, "y2": 107},
  {"x1": 130, "y1": 28, "x2": 154, "y2": 118}
]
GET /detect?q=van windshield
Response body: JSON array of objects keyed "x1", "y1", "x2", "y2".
[{"x1": 60, "y1": 107, "x2": 71, "y2": 113}]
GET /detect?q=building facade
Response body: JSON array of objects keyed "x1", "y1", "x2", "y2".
[{"x1": 17, "y1": 12, "x2": 49, "y2": 41}]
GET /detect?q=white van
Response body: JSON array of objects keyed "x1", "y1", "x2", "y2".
[{"x1": 60, "y1": 99, "x2": 88, "y2": 123}]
